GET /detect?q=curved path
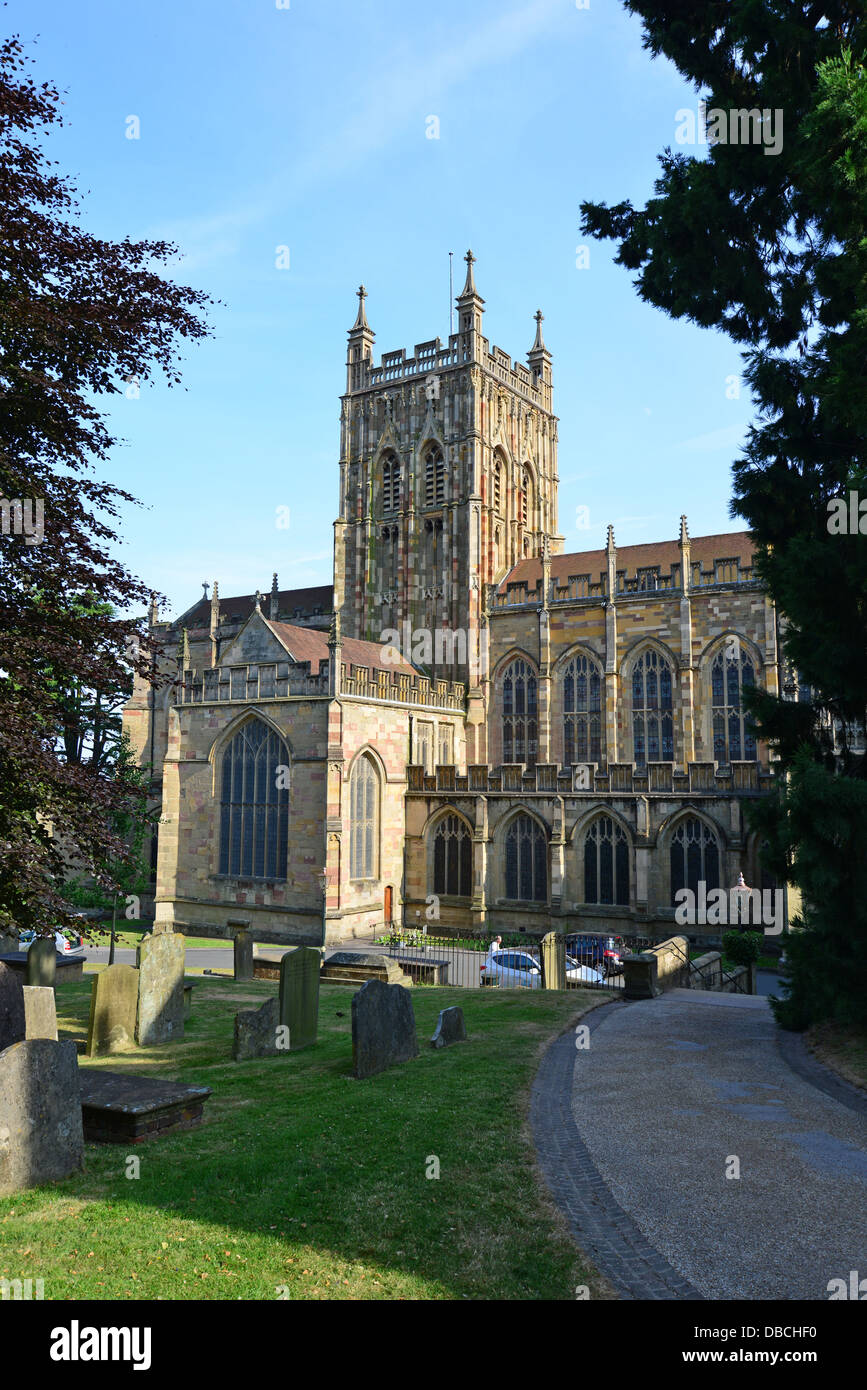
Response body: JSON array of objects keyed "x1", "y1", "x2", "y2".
[{"x1": 531, "y1": 991, "x2": 867, "y2": 1301}]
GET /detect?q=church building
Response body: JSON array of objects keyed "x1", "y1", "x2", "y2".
[{"x1": 123, "y1": 254, "x2": 786, "y2": 946}]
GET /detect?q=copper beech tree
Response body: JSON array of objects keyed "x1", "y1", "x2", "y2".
[{"x1": 0, "y1": 34, "x2": 212, "y2": 933}]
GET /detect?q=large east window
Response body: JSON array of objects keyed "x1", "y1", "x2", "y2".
[{"x1": 219, "y1": 718, "x2": 289, "y2": 879}]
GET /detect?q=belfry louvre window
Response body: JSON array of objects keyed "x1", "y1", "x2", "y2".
[
  {"x1": 711, "y1": 646, "x2": 757, "y2": 762},
  {"x1": 433, "y1": 814, "x2": 472, "y2": 897},
  {"x1": 219, "y1": 719, "x2": 289, "y2": 879},
  {"x1": 502, "y1": 658, "x2": 537, "y2": 766},
  {"x1": 584, "y1": 816, "x2": 629, "y2": 906},
  {"x1": 349, "y1": 754, "x2": 379, "y2": 880},
  {"x1": 670, "y1": 816, "x2": 720, "y2": 904},
  {"x1": 632, "y1": 649, "x2": 674, "y2": 764},
  {"x1": 492, "y1": 458, "x2": 502, "y2": 513},
  {"x1": 563, "y1": 653, "x2": 603, "y2": 763},
  {"x1": 382, "y1": 454, "x2": 401, "y2": 515},
  {"x1": 505, "y1": 814, "x2": 547, "y2": 902},
  {"x1": 424, "y1": 446, "x2": 445, "y2": 506}
]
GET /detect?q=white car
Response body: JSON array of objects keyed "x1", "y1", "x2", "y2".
[{"x1": 480, "y1": 948, "x2": 604, "y2": 988}]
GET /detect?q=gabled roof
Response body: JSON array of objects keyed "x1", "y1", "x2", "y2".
[
  {"x1": 499, "y1": 531, "x2": 755, "y2": 590},
  {"x1": 265, "y1": 620, "x2": 417, "y2": 677},
  {"x1": 177, "y1": 584, "x2": 333, "y2": 629}
]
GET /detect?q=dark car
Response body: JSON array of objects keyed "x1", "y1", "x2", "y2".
[{"x1": 564, "y1": 932, "x2": 628, "y2": 976}]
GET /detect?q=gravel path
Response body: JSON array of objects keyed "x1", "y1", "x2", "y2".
[{"x1": 569, "y1": 990, "x2": 867, "y2": 1300}]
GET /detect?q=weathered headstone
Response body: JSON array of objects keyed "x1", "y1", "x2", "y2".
[
  {"x1": 136, "y1": 934, "x2": 185, "y2": 1045},
  {"x1": 0, "y1": 1039, "x2": 84, "y2": 1195},
  {"x1": 279, "y1": 947, "x2": 320, "y2": 1051},
  {"x1": 233, "y1": 927, "x2": 254, "y2": 982},
  {"x1": 541, "y1": 931, "x2": 566, "y2": 991},
  {"x1": 22, "y1": 986, "x2": 57, "y2": 1041},
  {"x1": 26, "y1": 938, "x2": 56, "y2": 990},
  {"x1": 430, "y1": 1005, "x2": 467, "y2": 1050},
  {"x1": 352, "y1": 978, "x2": 418, "y2": 1079},
  {"x1": 233, "y1": 995, "x2": 282, "y2": 1061},
  {"x1": 86, "y1": 964, "x2": 139, "y2": 1056},
  {"x1": 0, "y1": 962, "x2": 25, "y2": 1052},
  {"x1": 0, "y1": 931, "x2": 18, "y2": 956}
]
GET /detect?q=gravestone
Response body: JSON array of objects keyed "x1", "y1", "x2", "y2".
[
  {"x1": 0, "y1": 931, "x2": 18, "y2": 956},
  {"x1": 279, "y1": 947, "x2": 320, "y2": 1051},
  {"x1": 0, "y1": 963, "x2": 25, "y2": 1052},
  {"x1": 352, "y1": 978, "x2": 418, "y2": 1079},
  {"x1": 86, "y1": 964, "x2": 139, "y2": 1057},
  {"x1": 26, "y1": 939, "x2": 56, "y2": 990},
  {"x1": 233, "y1": 996, "x2": 282, "y2": 1061},
  {"x1": 233, "y1": 928, "x2": 254, "y2": 982},
  {"x1": 0, "y1": 1039, "x2": 84, "y2": 1194},
  {"x1": 430, "y1": 1005, "x2": 467, "y2": 1049},
  {"x1": 136, "y1": 934, "x2": 185, "y2": 1045},
  {"x1": 22, "y1": 986, "x2": 57, "y2": 1041}
]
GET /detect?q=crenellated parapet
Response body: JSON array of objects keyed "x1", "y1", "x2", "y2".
[
  {"x1": 177, "y1": 660, "x2": 466, "y2": 712},
  {"x1": 406, "y1": 760, "x2": 770, "y2": 796}
]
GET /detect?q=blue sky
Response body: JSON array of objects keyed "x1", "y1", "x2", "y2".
[{"x1": 13, "y1": 0, "x2": 753, "y2": 620}]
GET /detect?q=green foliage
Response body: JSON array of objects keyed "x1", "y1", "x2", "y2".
[
  {"x1": 581, "y1": 3, "x2": 867, "y2": 1030},
  {"x1": 721, "y1": 930, "x2": 762, "y2": 968}
]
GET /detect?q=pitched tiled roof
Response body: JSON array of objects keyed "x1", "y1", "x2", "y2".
[
  {"x1": 499, "y1": 531, "x2": 755, "y2": 590},
  {"x1": 265, "y1": 621, "x2": 417, "y2": 677},
  {"x1": 178, "y1": 584, "x2": 333, "y2": 629}
]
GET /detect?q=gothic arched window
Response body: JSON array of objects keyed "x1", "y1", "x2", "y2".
[
  {"x1": 670, "y1": 816, "x2": 720, "y2": 903},
  {"x1": 563, "y1": 653, "x2": 603, "y2": 764},
  {"x1": 505, "y1": 814, "x2": 547, "y2": 902},
  {"x1": 632, "y1": 649, "x2": 674, "y2": 764},
  {"x1": 492, "y1": 457, "x2": 502, "y2": 514},
  {"x1": 381, "y1": 453, "x2": 401, "y2": 515},
  {"x1": 711, "y1": 645, "x2": 757, "y2": 762},
  {"x1": 432, "y1": 814, "x2": 472, "y2": 898},
  {"x1": 219, "y1": 718, "x2": 289, "y2": 879},
  {"x1": 424, "y1": 446, "x2": 445, "y2": 506},
  {"x1": 349, "y1": 754, "x2": 379, "y2": 880},
  {"x1": 522, "y1": 467, "x2": 534, "y2": 528},
  {"x1": 584, "y1": 816, "x2": 630, "y2": 905},
  {"x1": 501, "y1": 658, "x2": 537, "y2": 767}
]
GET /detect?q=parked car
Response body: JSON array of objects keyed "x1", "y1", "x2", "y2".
[
  {"x1": 480, "y1": 948, "x2": 604, "y2": 988},
  {"x1": 18, "y1": 928, "x2": 83, "y2": 954},
  {"x1": 565, "y1": 933, "x2": 628, "y2": 976}
]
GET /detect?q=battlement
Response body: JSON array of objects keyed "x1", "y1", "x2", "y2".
[
  {"x1": 491, "y1": 555, "x2": 758, "y2": 609},
  {"x1": 177, "y1": 661, "x2": 465, "y2": 711},
  {"x1": 406, "y1": 761, "x2": 769, "y2": 796},
  {"x1": 349, "y1": 332, "x2": 551, "y2": 410}
]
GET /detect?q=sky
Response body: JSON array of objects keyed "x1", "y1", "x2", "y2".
[{"x1": 10, "y1": 0, "x2": 755, "y2": 621}]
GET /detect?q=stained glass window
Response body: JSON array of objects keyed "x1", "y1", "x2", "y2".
[
  {"x1": 219, "y1": 719, "x2": 289, "y2": 879},
  {"x1": 504, "y1": 814, "x2": 547, "y2": 902}
]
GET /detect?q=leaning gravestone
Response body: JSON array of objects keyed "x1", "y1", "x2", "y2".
[
  {"x1": 233, "y1": 996, "x2": 281, "y2": 1062},
  {"x1": 279, "y1": 947, "x2": 320, "y2": 1052},
  {"x1": 26, "y1": 938, "x2": 56, "y2": 990},
  {"x1": 136, "y1": 934, "x2": 185, "y2": 1045},
  {"x1": 0, "y1": 962, "x2": 26, "y2": 1052},
  {"x1": 86, "y1": 964, "x2": 139, "y2": 1056},
  {"x1": 430, "y1": 1005, "x2": 467, "y2": 1050},
  {"x1": 0, "y1": 1039, "x2": 84, "y2": 1195},
  {"x1": 23, "y1": 986, "x2": 57, "y2": 1041},
  {"x1": 352, "y1": 978, "x2": 419, "y2": 1079}
]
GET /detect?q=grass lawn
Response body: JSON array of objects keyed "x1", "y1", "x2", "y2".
[
  {"x1": 805, "y1": 1021, "x2": 867, "y2": 1092},
  {"x1": 79, "y1": 928, "x2": 232, "y2": 951},
  {"x1": 0, "y1": 978, "x2": 612, "y2": 1301}
]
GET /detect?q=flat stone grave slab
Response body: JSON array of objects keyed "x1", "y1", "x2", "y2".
[
  {"x1": 0, "y1": 953, "x2": 84, "y2": 987},
  {"x1": 79, "y1": 1071, "x2": 212, "y2": 1144},
  {"x1": 321, "y1": 952, "x2": 411, "y2": 989}
]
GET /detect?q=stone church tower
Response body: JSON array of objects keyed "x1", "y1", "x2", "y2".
[{"x1": 333, "y1": 251, "x2": 563, "y2": 690}]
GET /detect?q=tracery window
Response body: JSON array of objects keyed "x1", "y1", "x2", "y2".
[
  {"x1": 381, "y1": 453, "x2": 401, "y2": 514},
  {"x1": 584, "y1": 816, "x2": 629, "y2": 906},
  {"x1": 504, "y1": 814, "x2": 547, "y2": 902},
  {"x1": 502, "y1": 658, "x2": 538, "y2": 767},
  {"x1": 670, "y1": 816, "x2": 720, "y2": 903},
  {"x1": 563, "y1": 653, "x2": 603, "y2": 764},
  {"x1": 711, "y1": 646, "x2": 757, "y2": 762},
  {"x1": 432, "y1": 814, "x2": 472, "y2": 898},
  {"x1": 632, "y1": 649, "x2": 674, "y2": 764},
  {"x1": 424, "y1": 446, "x2": 445, "y2": 506},
  {"x1": 219, "y1": 718, "x2": 289, "y2": 879},
  {"x1": 349, "y1": 754, "x2": 379, "y2": 880}
]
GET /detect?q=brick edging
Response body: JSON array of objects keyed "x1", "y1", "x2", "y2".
[
  {"x1": 775, "y1": 1028, "x2": 867, "y2": 1119},
  {"x1": 530, "y1": 1000, "x2": 704, "y2": 1301}
]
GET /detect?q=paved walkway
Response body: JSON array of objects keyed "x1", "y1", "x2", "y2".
[{"x1": 531, "y1": 991, "x2": 867, "y2": 1300}]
